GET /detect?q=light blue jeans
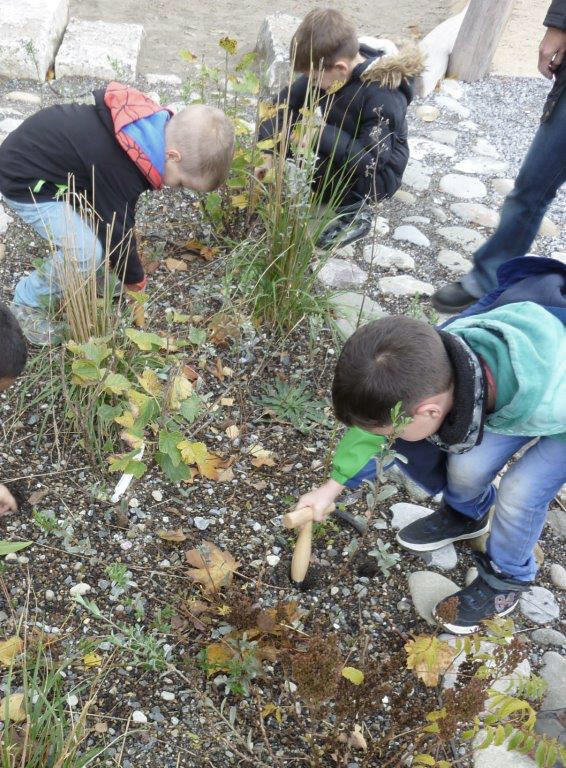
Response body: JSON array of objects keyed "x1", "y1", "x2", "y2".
[
  {"x1": 444, "y1": 433, "x2": 566, "y2": 582},
  {"x1": 3, "y1": 197, "x2": 103, "y2": 308}
]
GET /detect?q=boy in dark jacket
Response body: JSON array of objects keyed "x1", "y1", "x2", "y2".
[
  {"x1": 0, "y1": 82, "x2": 234, "y2": 344},
  {"x1": 256, "y1": 9, "x2": 422, "y2": 248}
]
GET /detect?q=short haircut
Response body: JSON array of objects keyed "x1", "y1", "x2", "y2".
[
  {"x1": 0, "y1": 303, "x2": 27, "y2": 379},
  {"x1": 167, "y1": 104, "x2": 234, "y2": 190},
  {"x1": 332, "y1": 317, "x2": 453, "y2": 428},
  {"x1": 291, "y1": 8, "x2": 359, "y2": 72}
]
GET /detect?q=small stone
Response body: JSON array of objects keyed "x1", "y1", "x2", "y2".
[
  {"x1": 266, "y1": 554, "x2": 280, "y2": 566},
  {"x1": 473, "y1": 138, "x2": 499, "y2": 158},
  {"x1": 392, "y1": 224, "x2": 430, "y2": 248},
  {"x1": 67, "y1": 694, "x2": 79, "y2": 707},
  {"x1": 317, "y1": 258, "x2": 367, "y2": 288},
  {"x1": 430, "y1": 206, "x2": 448, "y2": 223},
  {"x1": 194, "y1": 517, "x2": 211, "y2": 530},
  {"x1": 450, "y1": 202, "x2": 500, "y2": 228},
  {"x1": 540, "y1": 651, "x2": 566, "y2": 710},
  {"x1": 437, "y1": 249, "x2": 471, "y2": 274},
  {"x1": 421, "y1": 544, "x2": 458, "y2": 570},
  {"x1": 546, "y1": 506, "x2": 566, "y2": 539},
  {"x1": 531, "y1": 628, "x2": 566, "y2": 647},
  {"x1": 373, "y1": 216, "x2": 390, "y2": 236},
  {"x1": 151, "y1": 490, "x2": 163, "y2": 502},
  {"x1": 5, "y1": 91, "x2": 41, "y2": 105},
  {"x1": 435, "y1": 95, "x2": 470, "y2": 117},
  {"x1": 390, "y1": 502, "x2": 431, "y2": 529},
  {"x1": 430, "y1": 128, "x2": 459, "y2": 146},
  {"x1": 454, "y1": 157, "x2": 508, "y2": 175},
  {"x1": 128, "y1": 497, "x2": 139, "y2": 508},
  {"x1": 492, "y1": 178, "x2": 514, "y2": 195},
  {"x1": 550, "y1": 563, "x2": 566, "y2": 590},
  {"x1": 132, "y1": 710, "x2": 148, "y2": 723},
  {"x1": 465, "y1": 567, "x2": 478, "y2": 587},
  {"x1": 362, "y1": 243, "x2": 415, "y2": 270},
  {"x1": 409, "y1": 136, "x2": 456, "y2": 160},
  {"x1": 5, "y1": 552, "x2": 18, "y2": 562},
  {"x1": 120, "y1": 540, "x2": 133, "y2": 551},
  {"x1": 161, "y1": 691, "x2": 175, "y2": 701},
  {"x1": 408, "y1": 571, "x2": 460, "y2": 625},
  {"x1": 538, "y1": 216, "x2": 559, "y2": 237},
  {"x1": 69, "y1": 582, "x2": 91, "y2": 597},
  {"x1": 378, "y1": 275, "x2": 435, "y2": 297},
  {"x1": 45, "y1": 589, "x2": 56, "y2": 602},
  {"x1": 438, "y1": 226, "x2": 485, "y2": 253},
  {"x1": 415, "y1": 105, "x2": 440, "y2": 122},
  {"x1": 252, "y1": 522, "x2": 262, "y2": 532},
  {"x1": 330, "y1": 586, "x2": 339, "y2": 596},
  {"x1": 393, "y1": 189, "x2": 416, "y2": 204},
  {"x1": 401, "y1": 160, "x2": 432, "y2": 191},
  {"x1": 329, "y1": 291, "x2": 388, "y2": 341},
  {"x1": 439, "y1": 173, "x2": 487, "y2": 199},
  {"x1": 519, "y1": 586, "x2": 560, "y2": 624}
]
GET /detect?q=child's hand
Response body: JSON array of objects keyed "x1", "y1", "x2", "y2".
[
  {"x1": 254, "y1": 154, "x2": 274, "y2": 181},
  {"x1": 295, "y1": 479, "x2": 344, "y2": 522},
  {"x1": 0, "y1": 484, "x2": 18, "y2": 516}
]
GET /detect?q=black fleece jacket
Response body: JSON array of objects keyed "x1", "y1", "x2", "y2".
[
  {"x1": 258, "y1": 43, "x2": 415, "y2": 206},
  {"x1": 0, "y1": 90, "x2": 148, "y2": 284}
]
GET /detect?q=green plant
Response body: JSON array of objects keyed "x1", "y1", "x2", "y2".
[
  {"x1": 255, "y1": 379, "x2": 330, "y2": 433},
  {"x1": 105, "y1": 562, "x2": 129, "y2": 589},
  {"x1": 367, "y1": 538, "x2": 401, "y2": 578},
  {"x1": 32, "y1": 508, "x2": 59, "y2": 534},
  {"x1": 312, "y1": 518, "x2": 340, "y2": 544},
  {"x1": 197, "y1": 635, "x2": 263, "y2": 697},
  {"x1": 407, "y1": 293, "x2": 440, "y2": 326}
]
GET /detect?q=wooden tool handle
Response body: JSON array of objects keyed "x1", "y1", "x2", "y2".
[
  {"x1": 283, "y1": 503, "x2": 335, "y2": 530},
  {"x1": 290, "y1": 521, "x2": 313, "y2": 584}
]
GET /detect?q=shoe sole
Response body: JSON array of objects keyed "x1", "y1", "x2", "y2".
[
  {"x1": 432, "y1": 600, "x2": 518, "y2": 636},
  {"x1": 431, "y1": 296, "x2": 476, "y2": 314},
  {"x1": 396, "y1": 521, "x2": 491, "y2": 552}
]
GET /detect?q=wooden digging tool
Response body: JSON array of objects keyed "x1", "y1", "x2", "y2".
[{"x1": 283, "y1": 504, "x2": 335, "y2": 584}]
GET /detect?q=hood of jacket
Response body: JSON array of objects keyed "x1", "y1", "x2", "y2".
[{"x1": 354, "y1": 40, "x2": 425, "y2": 103}]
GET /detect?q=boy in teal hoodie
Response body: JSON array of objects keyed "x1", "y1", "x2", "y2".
[{"x1": 296, "y1": 302, "x2": 566, "y2": 634}]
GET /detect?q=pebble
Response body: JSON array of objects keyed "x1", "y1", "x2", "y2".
[
  {"x1": 421, "y1": 544, "x2": 458, "y2": 571},
  {"x1": 430, "y1": 128, "x2": 459, "y2": 146},
  {"x1": 550, "y1": 562, "x2": 566, "y2": 590},
  {"x1": 519, "y1": 586, "x2": 560, "y2": 624},
  {"x1": 492, "y1": 177, "x2": 514, "y2": 195},
  {"x1": 362, "y1": 243, "x2": 415, "y2": 270},
  {"x1": 531, "y1": 628, "x2": 566, "y2": 648},
  {"x1": 435, "y1": 95, "x2": 470, "y2": 117},
  {"x1": 132, "y1": 710, "x2": 148, "y2": 723},
  {"x1": 4, "y1": 552, "x2": 18, "y2": 562},
  {"x1": 69, "y1": 583, "x2": 91, "y2": 597},
  {"x1": 454, "y1": 156, "x2": 508, "y2": 175},
  {"x1": 266, "y1": 554, "x2": 280, "y2": 566},
  {"x1": 402, "y1": 159, "x2": 432, "y2": 191},
  {"x1": 392, "y1": 224, "x2": 430, "y2": 248},
  {"x1": 252, "y1": 522, "x2": 262, "y2": 532},
  {"x1": 408, "y1": 571, "x2": 460, "y2": 625},
  {"x1": 330, "y1": 586, "x2": 339, "y2": 596},
  {"x1": 465, "y1": 567, "x2": 478, "y2": 587},
  {"x1": 409, "y1": 136, "x2": 456, "y2": 160},
  {"x1": 5, "y1": 90, "x2": 41, "y2": 104},
  {"x1": 458, "y1": 119, "x2": 478, "y2": 132},
  {"x1": 317, "y1": 258, "x2": 367, "y2": 288},
  {"x1": 373, "y1": 216, "x2": 390, "y2": 236},
  {"x1": 45, "y1": 589, "x2": 55, "y2": 602},
  {"x1": 67, "y1": 694, "x2": 79, "y2": 707},
  {"x1": 120, "y1": 540, "x2": 133, "y2": 551},
  {"x1": 161, "y1": 691, "x2": 175, "y2": 701},
  {"x1": 378, "y1": 275, "x2": 435, "y2": 297},
  {"x1": 393, "y1": 189, "x2": 416, "y2": 204},
  {"x1": 128, "y1": 497, "x2": 139, "y2": 508},
  {"x1": 151, "y1": 490, "x2": 163, "y2": 502},
  {"x1": 538, "y1": 216, "x2": 559, "y2": 237},
  {"x1": 439, "y1": 173, "x2": 487, "y2": 199},
  {"x1": 450, "y1": 202, "x2": 500, "y2": 228},
  {"x1": 438, "y1": 226, "x2": 485, "y2": 253},
  {"x1": 473, "y1": 138, "x2": 499, "y2": 158},
  {"x1": 415, "y1": 105, "x2": 440, "y2": 121},
  {"x1": 194, "y1": 517, "x2": 211, "y2": 530},
  {"x1": 437, "y1": 249, "x2": 471, "y2": 274},
  {"x1": 430, "y1": 205, "x2": 448, "y2": 222}
]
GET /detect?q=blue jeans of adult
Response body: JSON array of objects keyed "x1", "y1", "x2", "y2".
[
  {"x1": 462, "y1": 87, "x2": 566, "y2": 298},
  {"x1": 444, "y1": 432, "x2": 566, "y2": 583},
  {"x1": 2, "y1": 197, "x2": 103, "y2": 308}
]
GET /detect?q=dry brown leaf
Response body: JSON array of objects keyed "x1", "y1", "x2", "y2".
[
  {"x1": 0, "y1": 692, "x2": 26, "y2": 722},
  {"x1": 348, "y1": 725, "x2": 368, "y2": 751},
  {"x1": 28, "y1": 489, "x2": 48, "y2": 505},
  {"x1": 165, "y1": 257, "x2": 188, "y2": 272},
  {"x1": 405, "y1": 635, "x2": 457, "y2": 687},
  {"x1": 214, "y1": 358, "x2": 225, "y2": 381},
  {"x1": 183, "y1": 364, "x2": 199, "y2": 382},
  {"x1": 225, "y1": 425, "x2": 239, "y2": 439},
  {"x1": 158, "y1": 529, "x2": 187, "y2": 543},
  {"x1": 186, "y1": 541, "x2": 240, "y2": 592},
  {"x1": 0, "y1": 636, "x2": 23, "y2": 667},
  {"x1": 217, "y1": 467, "x2": 235, "y2": 482},
  {"x1": 249, "y1": 444, "x2": 276, "y2": 468},
  {"x1": 203, "y1": 642, "x2": 234, "y2": 675}
]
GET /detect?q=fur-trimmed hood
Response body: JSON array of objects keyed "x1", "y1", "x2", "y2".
[{"x1": 359, "y1": 42, "x2": 425, "y2": 89}]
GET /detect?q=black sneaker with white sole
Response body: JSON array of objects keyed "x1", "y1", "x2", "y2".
[
  {"x1": 432, "y1": 554, "x2": 528, "y2": 634},
  {"x1": 396, "y1": 504, "x2": 490, "y2": 552}
]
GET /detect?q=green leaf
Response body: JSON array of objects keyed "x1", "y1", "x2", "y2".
[
  {"x1": 545, "y1": 744, "x2": 558, "y2": 767},
  {"x1": 125, "y1": 328, "x2": 165, "y2": 351},
  {"x1": 179, "y1": 394, "x2": 202, "y2": 424},
  {"x1": 506, "y1": 730, "x2": 524, "y2": 751},
  {"x1": 535, "y1": 740, "x2": 547, "y2": 768},
  {"x1": 155, "y1": 452, "x2": 192, "y2": 483},
  {"x1": 158, "y1": 430, "x2": 185, "y2": 467},
  {"x1": 97, "y1": 403, "x2": 123, "y2": 426},
  {"x1": 494, "y1": 724, "x2": 506, "y2": 747},
  {"x1": 102, "y1": 372, "x2": 132, "y2": 395},
  {"x1": 108, "y1": 453, "x2": 147, "y2": 478},
  {"x1": 72, "y1": 359, "x2": 104, "y2": 382},
  {"x1": 413, "y1": 756, "x2": 435, "y2": 767},
  {"x1": 478, "y1": 730, "x2": 494, "y2": 750},
  {"x1": 0, "y1": 541, "x2": 32, "y2": 557},
  {"x1": 341, "y1": 667, "x2": 364, "y2": 685},
  {"x1": 188, "y1": 326, "x2": 206, "y2": 346}
]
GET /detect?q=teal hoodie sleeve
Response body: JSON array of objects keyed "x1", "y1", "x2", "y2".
[{"x1": 331, "y1": 426, "x2": 387, "y2": 487}]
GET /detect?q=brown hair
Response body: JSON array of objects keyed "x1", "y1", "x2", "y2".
[
  {"x1": 332, "y1": 317, "x2": 453, "y2": 428},
  {"x1": 291, "y1": 8, "x2": 359, "y2": 72}
]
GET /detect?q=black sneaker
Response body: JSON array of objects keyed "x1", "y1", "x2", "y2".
[
  {"x1": 433, "y1": 573, "x2": 522, "y2": 635},
  {"x1": 396, "y1": 504, "x2": 490, "y2": 552},
  {"x1": 431, "y1": 281, "x2": 477, "y2": 313}
]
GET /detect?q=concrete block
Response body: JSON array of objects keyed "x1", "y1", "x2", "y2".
[
  {"x1": 256, "y1": 13, "x2": 301, "y2": 90},
  {"x1": 56, "y1": 18, "x2": 144, "y2": 81},
  {"x1": 0, "y1": 0, "x2": 69, "y2": 80}
]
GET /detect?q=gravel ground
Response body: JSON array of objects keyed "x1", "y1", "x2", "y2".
[{"x1": 0, "y1": 71, "x2": 564, "y2": 768}]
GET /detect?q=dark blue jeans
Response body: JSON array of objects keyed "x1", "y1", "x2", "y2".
[{"x1": 462, "y1": 87, "x2": 566, "y2": 298}]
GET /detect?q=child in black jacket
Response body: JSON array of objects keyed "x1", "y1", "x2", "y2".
[
  {"x1": 256, "y1": 9, "x2": 422, "y2": 247},
  {"x1": 0, "y1": 83, "x2": 234, "y2": 344}
]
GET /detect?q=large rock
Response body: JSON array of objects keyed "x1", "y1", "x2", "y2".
[
  {"x1": 421, "y1": 545, "x2": 458, "y2": 571},
  {"x1": 256, "y1": 13, "x2": 301, "y2": 90},
  {"x1": 539, "y1": 216, "x2": 559, "y2": 237},
  {"x1": 317, "y1": 258, "x2": 367, "y2": 289},
  {"x1": 439, "y1": 173, "x2": 487, "y2": 199},
  {"x1": 430, "y1": 128, "x2": 459, "y2": 146},
  {"x1": 402, "y1": 160, "x2": 432, "y2": 192},
  {"x1": 56, "y1": 18, "x2": 144, "y2": 81},
  {"x1": 329, "y1": 291, "x2": 387, "y2": 341},
  {"x1": 390, "y1": 502, "x2": 431, "y2": 530},
  {"x1": 409, "y1": 137, "x2": 456, "y2": 160},
  {"x1": 454, "y1": 157, "x2": 509, "y2": 175},
  {"x1": 392, "y1": 224, "x2": 430, "y2": 248},
  {"x1": 531, "y1": 628, "x2": 566, "y2": 648},
  {"x1": 0, "y1": 117, "x2": 23, "y2": 134},
  {"x1": 437, "y1": 249, "x2": 471, "y2": 274},
  {"x1": 519, "y1": 586, "x2": 560, "y2": 624},
  {"x1": 473, "y1": 138, "x2": 500, "y2": 158},
  {"x1": 378, "y1": 275, "x2": 434, "y2": 297},
  {"x1": 492, "y1": 178, "x2": 514, "y2": 196},
  {"x1": 416, "y1": 5, "x2": 469, "y2": 97},
  {"x1": 450, "y1": 202, "x2": 500, "y2": 228},
  {"x1": 540, "y1": 651, "x2": 566, "y2": 710},
  {"x1": 408, "y1": 571, "x2": 460, "y2": 625},
  {"x1": 436, "y1": 95, "x2": 470, "y2": 118},
  {"x1": 0, "y1": 0, "x2": 69, "y2": 80},
  {"x1": 550, "y1": 563, "x2": 566, "y2": 590},
  {"x1": 393, "y1": 189, "x2": 416, "y2": 204},
  {"x1": 438, "y1": 225, "x2": 485, "y2": 253},
  {"x1": 362, "y1": 244, "x2": 415, "y2": 270}
]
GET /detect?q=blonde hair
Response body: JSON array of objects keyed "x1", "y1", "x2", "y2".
[
  {"x1": 291, "y1": 8, "x2": 358, "y2": 72},
  {"x1": 167, "y1": 104, "x2": 234, "y2": 190}
]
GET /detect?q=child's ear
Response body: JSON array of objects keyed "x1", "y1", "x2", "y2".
[
  {"x1": 414, "y1": 401, "x2": 442, "y2": 420},
  {"x1": 333, "y1": 60, "x2": 350, "y2": 77}
]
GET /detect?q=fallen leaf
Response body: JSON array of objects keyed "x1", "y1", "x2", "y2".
[
  {"x1": 158, "y1": 529, "x2": 187, "y2": 543},
  {"x1": 83, "y1": 652, "x2": 102, "y2": 668},
  {"x1": 348, "y1": 724, "x2": 368, "y2": 751},
  {"x1": 165, "y1": 257, "x2": 188, "y2": 272},
  {"x1": 405, "y1": 635, "x2": 457, "y2": 687},
  {"x1": 249, "y1": 480, "x2": 267, "y2": 491},
  {"x1": 222, "y1": 366, "x2": 234, "y2": 377},
  {"x1": 177, "y1": 440, "x2": 222, "y2": 480},
  {"x1": 183, "y1": 364, "x2": 199, "y2": 382},
  {"x1": 204, "y1": 642, "x2": 234, "y2": 675},
  {"x1": 94, "y1": 721, "x2": 108, "y2": 734},
  {"x1": 221, "y1": 397, "x2": 234, "y2": 406},
  {"x1": 249, "y1": 444, "x2": 275, "y2": 468},
  {"x1": 214, "y1": 358, "x2": 225, "y2": 381},
  {"x1": 217, "y1": 466, "x2": 235, "y2": 482},
  {"x1": 0, "y1": 692, "x2": 26, "y2": 722},
  {"x1": 186, "y1": 540, "x2": 240, "y2": 592},
  {"x1": 0, "y1": 636, "x2": 23, "y2": 667},
  {"x1": 29, "y1": 489, "x2": 48, "y2": 505},
  {"x1": 225, "y1": 425, "x2": 239, "y2": 439},
  {"x1": 261, "y1": 701, "x2": 283, "y2": 722},
  {"x1": 341, "y1": 667, "x2": 364, "y2": 685}
]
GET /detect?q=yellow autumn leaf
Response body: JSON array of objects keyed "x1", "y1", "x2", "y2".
[
  {"x1": 204, "y1": 642, "x2": 234, "y2": 675},
  {"x1": 138, "y1": 369, "x2": 162, "y2": 397},
  {"x1": 115, "y1": 410, "x2": 135, "y2": 429},
  {"x1": 248, "y1": 444, "x2": 275, "y2": 468},
  {"x1": 0, "y1": 692, "x2": 26, "y2": 722},
  {"x1": 167, "y1": 374, "x2": 193, "y2": 411},
  {"x1": 341, "y1": 667, "x2": 364, "y2": 685},
  {"x1": 186, "y1": 540, "x2": 240, "y2": 592},
  {"x1": 258, "y1": 102, "x2": 279, "y2": 121},
  {"x1": 405, "y1": 635, "x2": 457, "y2": 687},
  {"x1": 231, "y1": 193, "x2": 249, "y2": 209},
  {"x1": 261, "y1": 701, "x2": 283, "y2": 722},
  {"x1": 0, "y1": 636, "x2": 22, "y2": 668},
  {"x1": 83, "y1": 652, "x2": 102, "y2": 668},
  {"x1": 177, "y1": 440, "x2": 221, "y2": 480}
]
